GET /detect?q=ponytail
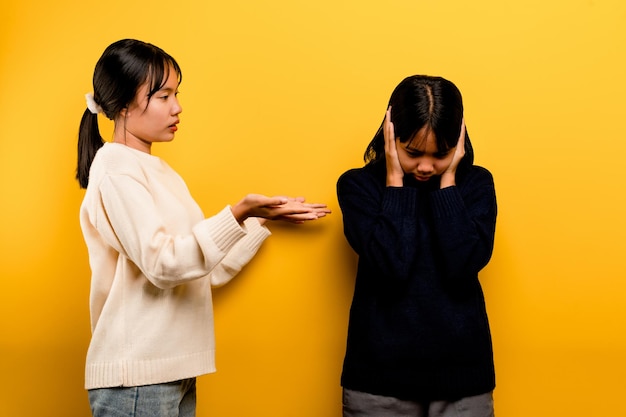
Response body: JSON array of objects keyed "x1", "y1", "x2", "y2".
[{"x1": 76, "y1": 109, "x2": 104, "y2": 189}]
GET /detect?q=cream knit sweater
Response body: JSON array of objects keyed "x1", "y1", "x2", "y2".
[{"x1": 80, "y1": 143, "x2": 270, "y2": 389}]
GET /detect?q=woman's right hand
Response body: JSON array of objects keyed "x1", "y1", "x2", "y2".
[
  {"x1": 384, "y1": 107, "x2": 404, "y2": 187},
  {"x1": 231, "y1": 194, "x2": 331, "y2": 224}
]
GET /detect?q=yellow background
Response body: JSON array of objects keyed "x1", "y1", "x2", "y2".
[{"x1": 1, "y1": 0, "x2": 625, "y2": 415}]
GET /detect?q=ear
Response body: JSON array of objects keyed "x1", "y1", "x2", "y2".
[{"x1": 119, "y1": 107, "x2": 129, "y2": 118}]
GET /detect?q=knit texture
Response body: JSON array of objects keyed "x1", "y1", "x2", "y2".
[
  {"x1": 337, "y1": 161, "x2": 497, "y2": 401},
  {"x1": 80, "y1": 143, "x2": 270, "y2": 389}
]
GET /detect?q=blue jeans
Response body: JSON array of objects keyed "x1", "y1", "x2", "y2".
[
  {"x1": 88, "y1": 378, "x2": 196, "y2": 417},
  {"x1": 343, "y1": 388, "x2": 494, "y2": 417}
]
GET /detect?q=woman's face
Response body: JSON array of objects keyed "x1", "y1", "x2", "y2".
[
  {"x1": 395, "y1": 126, "x2": 455, "y2": 182},
  {"x1": 114, "y1": 66, "x2": 182, "y2": 153}
]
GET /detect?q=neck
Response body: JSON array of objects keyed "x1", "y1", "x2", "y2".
[{"x1": 113, "y1": 128, "x2": 152, "y2": 154}]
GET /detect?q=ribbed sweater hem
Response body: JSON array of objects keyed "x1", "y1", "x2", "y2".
[{"x1": 85, "y1": 350, "x2": 216, "y2": 390}]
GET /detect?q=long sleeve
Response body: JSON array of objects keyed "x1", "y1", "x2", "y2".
[
  {"x1": 430, "y1": 167, "x2": 497, "y2": 285},
  {"x1": 337, "y1": 168, "x2": 420, "y2": 282},
  {"x1": 97, "y1": 174, "x2": 247, "y2": 289}
]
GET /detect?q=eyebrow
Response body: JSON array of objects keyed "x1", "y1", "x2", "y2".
[
  {"x1": 404, "y1": 145, "x2": 451, "y2": 155},
  {"x1": 404, "y1": 147, "x2": 425, "y2": 153},
  {"x1": 403, "y1": 143, "x2": 427, "y2": 152}
]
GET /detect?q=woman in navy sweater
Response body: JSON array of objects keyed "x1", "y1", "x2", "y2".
[{"x1": 337, "y1": 75, "x2": 497, "y2": 417}]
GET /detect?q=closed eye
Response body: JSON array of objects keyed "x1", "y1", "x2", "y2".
[
  {"x1": 435, "y1": 151, "x2": 452, "y2": 159},
  {"x1": 158, "y1": 89, "x2": 180, "y2": 100},
  {"x1": 405, "y1": 149, "x2": 424, "y2": 157}
]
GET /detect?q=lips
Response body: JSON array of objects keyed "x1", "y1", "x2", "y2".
[{"x1": 414, "y1": 176, "x2": 431, "y2": 182}]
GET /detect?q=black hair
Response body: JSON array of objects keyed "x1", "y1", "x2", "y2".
[
  {"x1": 364, "y1": 75, "x2": 474, "y2": 173},
  {"x1": 76, "y1": 39, "x2": 182, "y2": 188}
]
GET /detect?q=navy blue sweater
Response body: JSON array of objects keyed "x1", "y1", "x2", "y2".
[{"x1": 337, "y1": 161, "x2": 497, "y2": 401}]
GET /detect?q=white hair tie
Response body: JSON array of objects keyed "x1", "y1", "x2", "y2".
[{"x1": 85, "y1": 92, "x2": 103, "y2": 114}]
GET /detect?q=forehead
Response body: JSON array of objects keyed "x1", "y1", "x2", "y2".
[{"x1": 404, "y1": 127, "x2": 439, "y2": 152}]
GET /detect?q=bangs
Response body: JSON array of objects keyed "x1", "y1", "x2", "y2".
[
  {"x1": 404, "y1": 124, "x2": 454, "y2": 154},
  {"x1": 145, "y1": 56, "x2": 182, "y2": 98}
]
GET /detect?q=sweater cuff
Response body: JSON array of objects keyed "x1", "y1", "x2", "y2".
[
  {"x1": 241, "y1": 218, "x2": 272, "y2": 250},
  {"x1": 192, "y1": 206, "x2": 247, "y2": 255},
  {"x1": 431, "y1": 186, "x2": 464, "y2": 218}
]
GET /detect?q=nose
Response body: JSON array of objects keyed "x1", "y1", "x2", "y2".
[
  {"x1": 416, "y1": 158, "x2": 435, "y2": 175},
  {"x1": 173, "y1": 97, "x2": 182, "y2": 115}
]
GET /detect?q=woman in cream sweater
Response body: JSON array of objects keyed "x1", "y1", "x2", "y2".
[{"x1": 76, "y1": 38, "x2": 329, "y2": 417}]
